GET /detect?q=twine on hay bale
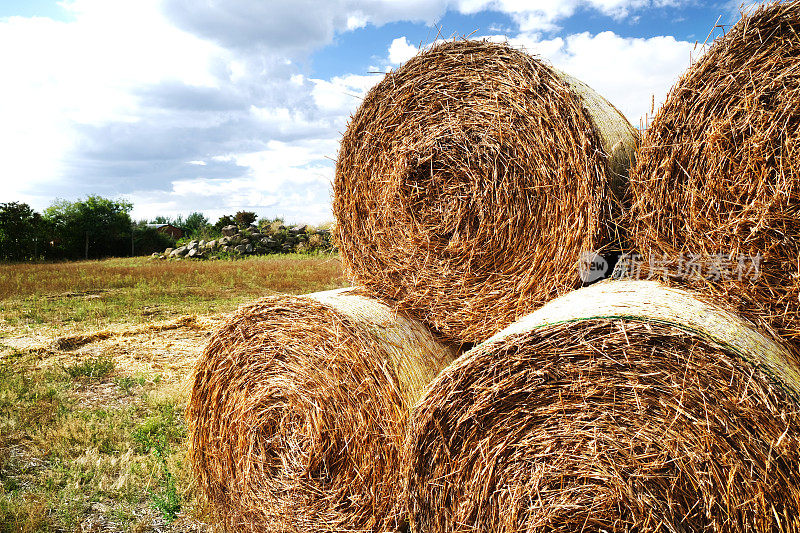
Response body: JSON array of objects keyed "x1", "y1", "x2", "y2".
[
  {"x1": 187, "y1": 288, "x2": 458, "y2": 532},
  {"x1": 626, "y1": 1, "x2": 800, "y2": 355},
  {"x1": 334, "y1": 39, "x2": 638, "y2": 344},
  {"x1": 402, "y1": 280, "x2": 800, "y2": 532}
]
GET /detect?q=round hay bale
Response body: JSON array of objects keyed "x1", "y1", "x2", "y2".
[
  {"x1": 403, "y1": 280, "x2": 800, "y2": 532},
  {"x1": 626, "y1": 1, "x2": 800, "y2": 354},
  {"x1": 188, "y1": 288, "x2": 458, "y2": 532},
  {"x1": 334, "y1": 39, "x2": 638, "y2": 344}
]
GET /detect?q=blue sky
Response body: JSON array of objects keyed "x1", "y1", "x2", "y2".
[{"x1": 0, "y1": 0, "x2": 747, "y2": 224}]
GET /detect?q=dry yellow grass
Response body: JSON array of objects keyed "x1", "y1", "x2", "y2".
[
  {"x1": 0, "y1": 255, "x2": 345, "y2": 338},
  {"x1": 0, "y1": 255, "x2": 343, "y2": 300}
]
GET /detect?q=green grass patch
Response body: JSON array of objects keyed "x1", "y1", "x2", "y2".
[
  {"x1": 64, "y1": 356, "x2": 115, "y2": 380},
  {"x1": 0, "y1": 351, "x2": 198, "y2": 531},
  {"x1": 115, "y1": 375, "x2": 146, "y2": 395}
]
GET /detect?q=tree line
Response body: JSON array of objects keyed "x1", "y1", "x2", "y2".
[{"x1": 0, "y1": 196, "x2": 281, "y2": 261}]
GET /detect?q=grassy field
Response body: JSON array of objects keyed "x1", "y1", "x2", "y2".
[
  {"x1": 0, "y1": 255, "x2": 345, "y2": 337},
  {"x1": 0, "y1": 254, "x2": 346, "y2": 532}
]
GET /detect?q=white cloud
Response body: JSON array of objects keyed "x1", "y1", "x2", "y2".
[
  {"x1": 160, "y1": 0, "x2": 675, "y2": 58},
  {"x1": 310, "y1": 74, "x2": 383, "y2": 117},
  {"x1": 162, "y1": 0, "x2": 449, "y2": 55},
  {"x1": 248, "y1": 105, "x2": 332, "y2": 137},
  {"x1": 224, "y1": 139, "x2": 339, "y2": 185},
  {"x1": 0, "y1": 0, "x2": 228, "y2": 203},
  {"x1": 388, "y1": 36, "x2": 419, "y2": 64},
  {"x1": 129, "y1": 138, "x2": 338, "y2": 223},
  {"x1": 508, "y1": 30, "x2": 695, "y2": 125},
  {"x1": 456, "y1": 0, "x2": 682, "y2": 31},
  {"x1": 346, "y1": 12, "x2": 369, "y2": 30}
]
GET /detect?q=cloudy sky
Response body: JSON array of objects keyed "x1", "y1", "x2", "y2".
[{"x1": 0, "y1": 0, "x2": 745, "y2": 224}]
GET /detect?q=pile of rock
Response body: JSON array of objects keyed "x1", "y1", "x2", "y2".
[{"x1": 151, "y1": 224, "x2": 333, "y2": 260}]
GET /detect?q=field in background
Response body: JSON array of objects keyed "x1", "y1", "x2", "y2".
[
  {"x1": 0, "y1": 255, "x2": 345, "y2": 336},
  {"x1": 0, "y1": 255, "x2": 346, "y2": 532}
]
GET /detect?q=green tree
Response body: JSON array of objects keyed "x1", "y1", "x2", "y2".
[
  {"x1": 213, "y1": 214, "x2": 236, "y2": 232},
  {"x1": 133, "y1": 221, "x2": 175, "y2": 255},
  {"x1": 234, "y1": 211, "x2": 257, "y2": 228},
  {"x1": 183, "y1": 212, "x2": 209, "y2": 238},
  {"x1": 0, "y1": 202, "x2": 45, "y2": 261},
  {"x1": 44, "y1": 196, "x2": 133, "y2": 259}
]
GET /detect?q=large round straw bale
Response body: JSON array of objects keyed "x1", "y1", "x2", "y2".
[
  {"x1": 403, "y1": 280, "x2": 800, "y2": 532},
  {"x1": 334, "y1": 39, "x2": 638, "y2": 344},
  {"x1": 187, "y1": 288, "x2": 458, "y2": 532},
  {"x1": 626, "y1": 1, "x2": 800, "y2": 352}
]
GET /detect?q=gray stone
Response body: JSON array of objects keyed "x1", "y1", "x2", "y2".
[
  {"x1": 260, "y1": 238, "x2": 273, "y2": 245},
  {"x1": 187, "y1": 242, "x2": 199, "y2": 251},
  {"x1": 172, "y1": 246, "x2": 188, "y2": 257},
  {"x1": 221, "y1": 225, "x2": 238, "y2": 237},
  {"x1": 188, "y1": 248, "x2": 199, "y2": 258},
  {"x1": 245, "y1": 243, "x2": 253, "y2": 253},
  {"x1": 234, "y1": 244, "x2": 248, "y2": 254},
  {"x1": 207, "y1": 240, "x2": 216, "y2": 249},
  {"x1": 199, "y1": 240, "x2": 206, "y2": 247},
  {"x1": 219, "y1": 237, "x2": 229, "y2": 245},
  {"x1": 164, "y1": 247, "x2": 174, "y2": 255}
]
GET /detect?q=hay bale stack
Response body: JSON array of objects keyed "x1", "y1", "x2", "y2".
[
  {"x1": 626, "y1": 1, "x2": 800, "y2": 352},
  {"x1": 187, "y1": 288, "x2": 458, "y2": 532},
  {"x1": 334, "y1": 40, "x2": 638, "y2": 344},
  {"x1": 403, "y1": 280, "x2": 800, "y2": 532}
]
